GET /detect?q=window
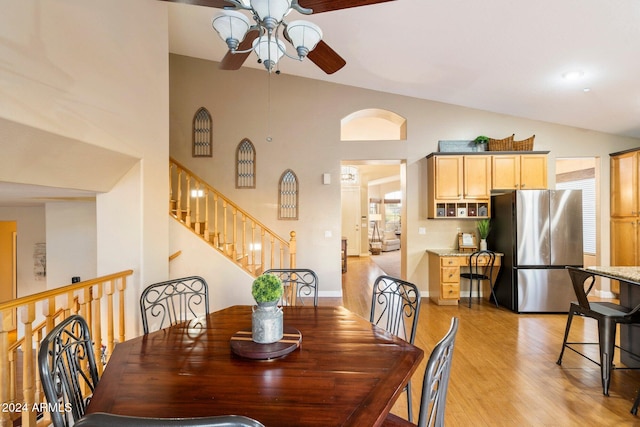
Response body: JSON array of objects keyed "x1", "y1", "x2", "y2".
[{"x1": 384, "y1": 191, "x2": 401, "y2": 232}]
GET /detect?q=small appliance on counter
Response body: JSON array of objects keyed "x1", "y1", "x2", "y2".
[{"x1": 488, "y1": 189, "x2": 583, "y2": 313}]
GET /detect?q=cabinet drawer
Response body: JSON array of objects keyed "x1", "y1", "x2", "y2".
[
  {"x1": 441, "y1": 267, "x2": 459, "y2": 282},
  {"x1": 440, "y1": 284, "x2": 459, "y2": 299},
  {"x1": 441, "y1": 257, "x2": 459, "y2": 267}
]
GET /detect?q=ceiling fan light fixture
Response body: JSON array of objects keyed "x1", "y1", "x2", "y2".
[
  {"x1": 250, "y1": 0, "x2": 292, "y2": 30},
  {"x1": 286, "y1": 20, "x2": 323, "y2": 58},
  {"x1": 253, "y1": 35, "x2": 286, "y2": 71},
  {"x1": 212, "y1": 11, "x2": 251, "y2": 51}
]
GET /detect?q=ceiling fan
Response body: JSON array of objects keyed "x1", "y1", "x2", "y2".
[{"x1": 161, "y1": 0, "x2": 396, "y2": 74}]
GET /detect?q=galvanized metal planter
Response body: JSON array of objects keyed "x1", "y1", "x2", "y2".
[{"x1": 252, "y1": 301, "x2": 283, "y2": 344}]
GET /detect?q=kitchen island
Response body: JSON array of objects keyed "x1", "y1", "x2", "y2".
[{"x1": 427, "y1": 249, "x2": 502, "y2": 306}]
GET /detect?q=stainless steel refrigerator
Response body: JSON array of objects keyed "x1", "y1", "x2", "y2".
[{"x1": 488, "y1": 190, "x2": 583, "y2": 313}]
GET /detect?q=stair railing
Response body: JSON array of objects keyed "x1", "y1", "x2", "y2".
[
  {"x1": 0, "y1": 270, "x2": 133, "y2": 427},
  {"x1": 170, "y1": 158, "x2": 296, "y2": 276}
]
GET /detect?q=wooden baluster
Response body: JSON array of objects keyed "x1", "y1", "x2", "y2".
[
  {"x1": 19, "y1": 304, "x2": 36, "y2": 427},
  {"x1": 241, "y1": 214, "x2": 246, "y2": 266},
  {"x1": 34, "y1": 328, "x2": 43, "y2": 406},
  {"x1": 92, "y1": 284, "x2": 103, "y2": 375},
  {"x1": 43, "y1": 297, "x2": 55, "y2": 336},
  {"x1": 176, "y1": 169, "x2": 183, "y2": 220},
  {"x1": 80, "y1": 287, "x2": 91, "y2": 327},
  {"x1": 223, "y1": 201, "x2": 228, "y2": 254},
  {"x1": 106, "y1": 280, "x2": 115, "y2": 361},
  {"x1": 117, "y1": 277, "x2": 126, "y2": 343},
  {"x1": 289, "y1": 231, "x2": 297, "y2": 269},
  {"x1": 251, "y1": 222, "x2": 257, "y2": 272},
  {"x1": 232, "y1": 208, "x2": 238, "y2": 260},
  {"x1": 204, "y1": 189, "x2": 210, "y2": 242},
  {"x1": 169, "y1": 163, "x2": 173, "y2": 215},
  {"x1": 194, "y1": 182, "x2": 201, "y2": 235},
  {"x1": 0, "y1": 310, "x2": 11, "y2": 427},
  {"x1": 213, "y1": 194, "x2": 219, "y2": 247},
  {"x1": 185, "y1": 176, "x2": 192, "y2": 228}
]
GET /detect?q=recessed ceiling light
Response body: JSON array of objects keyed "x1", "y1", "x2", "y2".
[
  {"x1": 583, "y1": 88, "x2": 591, "y2": 92},
  {"x1": 562, "y1": 70, "x2": 584, "y2": 80}
]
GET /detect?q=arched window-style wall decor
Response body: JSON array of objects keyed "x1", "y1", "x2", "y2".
[
  {"x1": 278, "y1": 169, "x2": 299, "y2": 220},
  {"x1": 340, "y1": 108, "x2": 407, "y2": 141},
  {"x1": 236, "y1": 138, "x2": 256, "y2": 188},
  {"x1": 192, "y1": 107, "x2": 212, "y2": 157}
]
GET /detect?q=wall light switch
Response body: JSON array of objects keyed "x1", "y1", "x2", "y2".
[
  {"x1": 325, "y1": 230, "x2": 332, "y2": 238},
  {"x1": 322, "y1": 173, "x2": 331, "y2": 185},
  {"x1": 418, "y1": 227, "x2": 426, "y2": 235}
]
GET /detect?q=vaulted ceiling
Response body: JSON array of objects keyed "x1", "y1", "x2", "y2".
[{"x1": 166, "y1": 0, "x2": 640, "y2": 139}]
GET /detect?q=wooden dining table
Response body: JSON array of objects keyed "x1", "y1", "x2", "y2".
[{"x1": 86, "y1": 305, "x2": 424, "y2": 427}]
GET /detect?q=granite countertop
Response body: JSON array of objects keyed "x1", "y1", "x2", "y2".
[
  {"x1": 586, "y1": 266, "x2": 640, "y2": 283},
  {"x1": 426, "y1": 249, "x2": 503, "y2": 256}
]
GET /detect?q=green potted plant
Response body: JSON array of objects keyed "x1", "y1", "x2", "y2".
[
  {"x1": 477, "y1": 219, "x2": 490, "y2": 250},
  {"x1": 472, "y1": 135, "x2": 489, "y2": 152},
  {"x1": 251, "y1": 273, "x2": 284, "y2": 304},
  {"x1": 251, "y1": 273, "x2": 284, "y2": 344}
]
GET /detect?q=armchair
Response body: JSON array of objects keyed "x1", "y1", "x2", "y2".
[{"x1": 381, "y1": 231, "x2": 400, "y2": 252}]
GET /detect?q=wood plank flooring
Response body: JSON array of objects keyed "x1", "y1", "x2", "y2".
[{"x1": 335, "y1": 255, "x2": 640, "y2": 427}]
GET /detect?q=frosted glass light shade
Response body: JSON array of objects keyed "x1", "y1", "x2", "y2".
[
  {"x1": 250, "y1": 0, "x2": 291, "y2": 22},
  {"x1": 212, "y1": 11, "x2": 251, "y2": 50},
  {"x1": 252, "y1": 35, "x2": 286, "y2": 70},
  {"x1": 286, "y1": 20, "x2": 322, "y2": 57}
]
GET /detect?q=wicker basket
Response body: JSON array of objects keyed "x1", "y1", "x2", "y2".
[
  {"x1": 488, "y1": 134, "x2": 514, "y2": 151},
  {"x1": 513, "y1": 135, "x2": 535, "y2": 151}
]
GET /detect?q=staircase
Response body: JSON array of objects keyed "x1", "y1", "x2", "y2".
[{"x1": 170, "y1": 158, "x2": 296, "y2": 277}]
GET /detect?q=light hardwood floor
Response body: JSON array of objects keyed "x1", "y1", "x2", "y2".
[{"x1": 333, "y1": 256, "x2": 640, "y2": 427}]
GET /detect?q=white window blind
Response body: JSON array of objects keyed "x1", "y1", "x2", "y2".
[{"x1": 557, "y1": 178, "x2": 596, "y2": 254}]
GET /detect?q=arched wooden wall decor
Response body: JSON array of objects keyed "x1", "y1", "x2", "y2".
[
  {"x1": 278, "y1": 169, "x2": 299, "y2": 220},
  {"x1": 192, "y1": 107, "x2": 212, "y2": 157},
  {"x1": 236, "y1": 138, "x2": 256, "y2": 188}
]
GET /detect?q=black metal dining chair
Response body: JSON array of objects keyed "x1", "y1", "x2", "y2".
[
  {"x1": 263, "y1": 268, "x2": 319, "y2": 306},
  {"x1": 140, "y1": 276, "x2": 210, "y2": 334},
  {"x1": 557, "y1": 267, "x2": 640, "y2": 396},
  {"x1": 74, "y1": 413, "x2": 265, "y2": 427},
  {"x1": 39, "y1": 315, "x2": 100, "y2": 427},
  {"x1": 460, "y1": 250, "x2": 498, "y2": 308},
  {"x1": 370, "y1": 275, "x2": 421, "y2": 423},
  {"x1": 382, "y1": 317, "x2": 460, "y2": 427}
]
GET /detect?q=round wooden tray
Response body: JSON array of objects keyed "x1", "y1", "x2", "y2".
[{"x1": 230, "y1": 326, "x2": 302, "y2": 360}]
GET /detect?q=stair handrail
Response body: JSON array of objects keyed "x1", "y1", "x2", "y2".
[
  {"x1": 0, "y1": 269, "x2": 132, "y2": 427},
  {"x1": 170, "y1": 158, "x2": 296, "y2": 274}
]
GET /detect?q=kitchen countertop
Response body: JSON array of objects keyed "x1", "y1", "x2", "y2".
[
  {"x1": 586, "y1": 266, "x2": 640, "y2": 284},
  {"x1": 426, "y1": 249, "x2": 504, "y2": 257}
]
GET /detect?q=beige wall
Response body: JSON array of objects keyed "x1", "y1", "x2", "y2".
[
  {"x1": 1, "y1": 0, "x2": 171, "y2": 337},
  {"x1": 169, "y1": 54, "x2": 640, "y2": 296}
]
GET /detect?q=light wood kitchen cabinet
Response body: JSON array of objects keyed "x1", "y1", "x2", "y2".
[
  {"x1": 611, "y1": 150, "x2": 638, "y2": 217},
  {"x1": 610, "y1": 148, "x2": 640, "y2": 294},
  {"x1": 611, "y1": 218, "x2": 639, "y2": 266},
  {"x1": 431, "y1": 155, "x2": 463, "y2": 200},
  {"x1": 492, "y1": 153, "x2": 548, "y2": 190},
  {"x1": 464, "y1": 155, "x2": 492, "y2": 199},
  {"x1": 426, "y1": 151, "x2": 548, "y2": 218}
]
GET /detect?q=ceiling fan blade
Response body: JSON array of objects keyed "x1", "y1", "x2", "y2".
[
  {"x1": 297, "y1": 0, "x2": 395, "y2": 14},
  {"x1": 307, "y1": 40, "x2": 346, "y2": 75},
  {"x1": 219, "y1": 29, "x2": 260, "y2": 70},
  {"x1": 159, "y1": 0, "x2": 230, "y2": 8}
]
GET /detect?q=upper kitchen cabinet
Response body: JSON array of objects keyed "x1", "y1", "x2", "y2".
[
  {"x1": 492, "y1": 153, "x2": 548, "y2": 190},
  {"x1": 611, "y1": 149, "x2": 638, "y2": 217},
  {"x1": 427, "y1": 153, "x2": 491, "y2": 219}
]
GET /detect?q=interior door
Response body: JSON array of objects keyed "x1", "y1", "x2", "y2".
[{"x1": 341, "y1": 187, "x2": 361, "y2": 256}]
